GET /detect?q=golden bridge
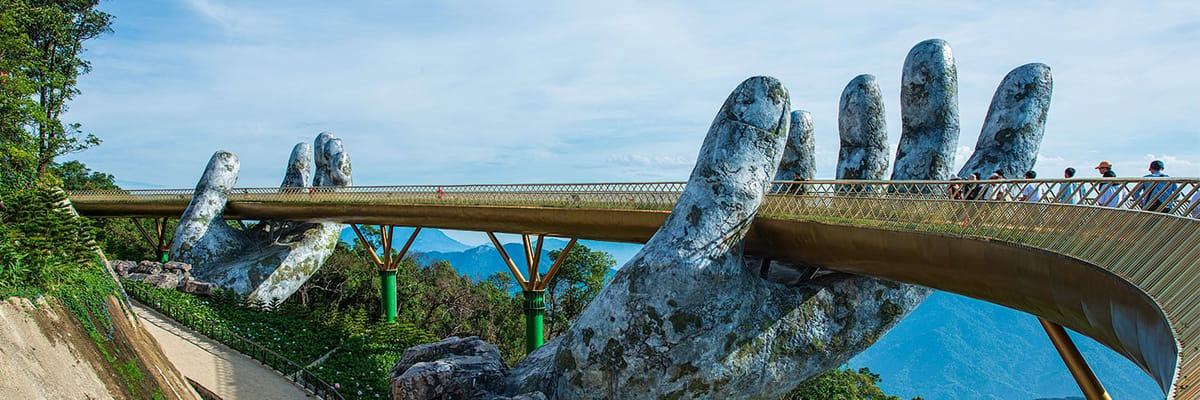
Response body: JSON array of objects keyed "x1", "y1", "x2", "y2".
[{"x1": 68, "y1": 178, "x2": 1200, "y2": 400}]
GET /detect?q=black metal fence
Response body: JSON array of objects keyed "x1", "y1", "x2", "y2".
[{"x1": 125, "y1": 284, "x2": 344, "y2": 400}]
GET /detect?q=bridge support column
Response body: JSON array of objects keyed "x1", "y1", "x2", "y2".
[
  {"x1": 488, "y1": 232, "x2": 577, "y2": 353},
  {"x1": 1038, "y1": 317, "x2": 1112, "y2": 400},
  {"x1": 380, "y1": 269, "x2": 398, "y2": 322},
  {"x1": 351, "y1": 224, "x2": 421, "y2": 322},
  {"x1": 131, "y1": 217, "x2": 171, "y2": 262},
  {"x1": 524, "y1": 290, "x2": 545, "y2": 352}
]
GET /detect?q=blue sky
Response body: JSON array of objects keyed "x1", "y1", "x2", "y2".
[{"x1": 67, "y1": 0, "x2": 1199, "y2": 190}]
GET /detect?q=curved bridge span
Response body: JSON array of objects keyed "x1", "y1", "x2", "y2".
[{"x1": 69, "y1": 178, "x2": 1200, "y2": 398}]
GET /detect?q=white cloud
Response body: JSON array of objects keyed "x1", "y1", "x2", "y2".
[{"x1": 64, "y1": 0, "x2": 1200, "y2": 189}]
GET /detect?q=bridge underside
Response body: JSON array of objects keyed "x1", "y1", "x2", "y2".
[{"x1": 74, "y1": 199, "x2": 1178, "y2": 395}]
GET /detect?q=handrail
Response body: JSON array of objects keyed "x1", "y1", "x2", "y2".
[
  {"x1": 65, "y1": 177, "x2": 1200, "y2": 217},
  {"x1": 124, "y1": 284, "x2": 345, "y2": 400}
]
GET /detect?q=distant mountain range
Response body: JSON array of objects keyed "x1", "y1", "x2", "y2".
[
  {"x1": 336, "y1": 227, "x2": 1163, "y2": 400},
  {"x1": 849, "y1": 292, "x2": 1162, "y2": 400},
  {"x1": 337, "y1": 227, "x2": 642, "y2": 280}
]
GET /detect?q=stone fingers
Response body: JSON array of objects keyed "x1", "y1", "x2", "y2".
[
  {"x1": 894, "y1": 39, "x2": 960, "y2": 181},
  {"x1": 776, "y1": 110, "x2": 816, "y2": 181},
  {"x1": 645, "y1": 76, "x2": 790, "y2": 262},
  {"x1": 281, "y1": 143, "x2": 313, "y2": 188},
  {"x1": 957, "y1": 63, "x2": 1053, "y2": 179},
  {"x1": 837, "y1": 74, "x2": 889, "y2": 180},
  {"x1": 170, "y1": 151, "x2": 249, "y2": 267}
]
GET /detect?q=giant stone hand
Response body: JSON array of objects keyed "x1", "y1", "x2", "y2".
[
  {"x1": 170, "y1": 132, "x2": 352, "y2": 302},
  {"x1": 507, "y1": 39, "x2": 1052, "y2": 399}
]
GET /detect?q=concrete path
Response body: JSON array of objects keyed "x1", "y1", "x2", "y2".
[{"x1": 131, "y1": 301, "x2": 312, "y2": 400}]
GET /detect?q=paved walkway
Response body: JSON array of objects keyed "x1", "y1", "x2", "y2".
[{"x1": 131, "y1": 301, "x2": 312, "y2": 400}]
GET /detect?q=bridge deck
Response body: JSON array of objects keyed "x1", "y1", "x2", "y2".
[{"x1": 68, "y1": 178, "x2": 1200, "y2": 398}]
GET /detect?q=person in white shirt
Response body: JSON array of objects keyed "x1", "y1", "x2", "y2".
[
  {"x1": 1054, "y1": 167, "x2": 1079, "y2": 204},
  {"x1": 1018, "y1": 170, "x2": 1043, "y2": 202},
  {"x1": 1097, "y1": 169, "x2": 1123, "y2": 208}
]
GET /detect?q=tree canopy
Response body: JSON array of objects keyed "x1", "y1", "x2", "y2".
[{"x1": 0, "y1": 0, "x2": 111, "y2": 184}]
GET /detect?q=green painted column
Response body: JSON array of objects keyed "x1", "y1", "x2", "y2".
[
  {"x1": 524, "y1": 290, "x2": 545, "y2": 353},
  {"x1": 158, "y1": 250, "x2": 169, "y2": 263},
  {"x1": 380, "y1": 269, "x2": 397, "y2": 322}
]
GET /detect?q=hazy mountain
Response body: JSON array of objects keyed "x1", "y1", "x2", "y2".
[
  {"x1": 338, "y1": 226, "x2": 472, "y2": 253},
  {"x1": 848, "y1": 292, "x2": 1163, "y2": 400}
]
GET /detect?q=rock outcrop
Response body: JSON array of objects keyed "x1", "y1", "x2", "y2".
[
  {"x1": 389, "y1": 337, "x2": 518, "y2": 400},
  {"x1": 170, "y1": 133, "x2": 349, "y2": 303},
  {"x1": 837, "y1": 74, "x2": 890, "y2": 180},
  {"x1": 957, "y1": 63, "x2": 1053, "y2": 179},
  {"x1": 112, "y1": 260, "x2": 216, "y2": 296}
]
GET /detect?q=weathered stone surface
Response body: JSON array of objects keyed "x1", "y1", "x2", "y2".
[
  {"x1": 124, "y1": 273, "x2": 149, "y2": 282},
  {"x1": 170, "y1": 151, "x2": 248, "y2": 266},
  {"x1": 170, "y1": 133, "x2": 349, "y2": 303},
  {"x1": 326, "y1": 139, "x2": 353, "y2": 187},
  {"x1": 775, "y1": 110, "x2": 816, "y2": 181},
  {"x1": 313, "y1": 132, "x2": 334, "y2": 187},
  {"x1": 179, "y1": 280, "x2": 215, "y2": 296},
  {"x1": 957, "y1": 63, "x2": 1053, "y2": 179},
  {"x1": 390, "y1": 337, "x2": 508, "y2": 400},
  {"x1": 514, "y1": 76, "x2": 879, "y2": 399},
  {"x1": 110, "y1": 260, "x2": 136, "y2": 275},
  {"x1": 282, "y1": 143, "x2": 312, "y2": 188},
  {"x1": 163, "y1": 261, "x2": 191, "y2": 274},
  {"x1": 894, "y1": 39, "x2": 960, "y2": 180},
  {"x1": 132, "y1": 261, "x2": 161, "y2": 275},
  {"x1": 837, "y1": 74, "x2": 889, "y2": 180},
  {"x1": 143, "y1": 273, "x2": 182, "y2": 289}
]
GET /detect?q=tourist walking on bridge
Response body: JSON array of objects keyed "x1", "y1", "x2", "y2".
[
  {"x1": 1055, "y1": 167, "x2": 1079, "y2": 204},
  {"x1": 1018, "y1": 171, "x2": 1043, "y2": 202},
  {"x1": 1130, "y1": 160, "x2": 1178, "y2": 213},
  {"x1": 1095, "y1": 162, "x2": 1122, "y2": 208}
]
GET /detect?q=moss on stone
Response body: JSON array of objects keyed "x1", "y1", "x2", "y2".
[
  {"x1": 556, "y1": 348, "x2": 577, "y2": 370},
  {"x1": 669, "y1": 312, "x2": 701, "y2": 333},
  {"x1": 672, "y1": 362, "x2": 699, "y2": 382}
]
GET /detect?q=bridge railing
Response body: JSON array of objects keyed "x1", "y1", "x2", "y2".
[{"x1": 67, "y1": 178, "x2": 1200, "y2": 218}]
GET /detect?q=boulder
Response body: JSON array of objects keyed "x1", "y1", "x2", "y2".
[
  {"x1": 110, "y1": 260, "x2": 137, "y2": 275},
  {"x1": 390, "y1": 337, "x2": 509, "y2": 400},
  {"x1": 179, "y1": 280, "x2": 215, "y2": 296},
  {"x1": 163, "y1": 261, "x2": 192, "y2": 274},
  {"x1": 132, "y1": 261, "x2": 161, "y2": 275},
  {"x1": 143, "y1": 273, "x2": 182, "y2": 289}
]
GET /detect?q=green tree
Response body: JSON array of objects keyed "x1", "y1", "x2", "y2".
[
  {"x1": 1, "y1": 0, "x2": 112, "y2": 178},
  {"x1": 542, "y1": 244, "x2": 614, "y2": 338},
  {"x1": 784, "y1": 367, "x2": 922, "y2": 400},
  {"x1": 47, "y1": 159, "x2": 115, "y2": 190},
  {"x1": 0, "y1": 2, "x2": 39, "y2": 187}
]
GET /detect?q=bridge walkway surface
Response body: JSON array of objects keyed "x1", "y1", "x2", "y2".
[
  {"x1": 71, "y1": 178, "x2": 1200, "y2": 399},
  {"x1": 130, "y1": 300, "x2": 311, "y2": 400}
]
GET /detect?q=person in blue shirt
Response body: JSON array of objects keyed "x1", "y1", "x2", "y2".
[
  {"x1": 1130, "y1": 160, "x2": 1178, "y2": 213},
  {"x1": 1054, "y1": 167, "x2": 1079, "y2": 204}
]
